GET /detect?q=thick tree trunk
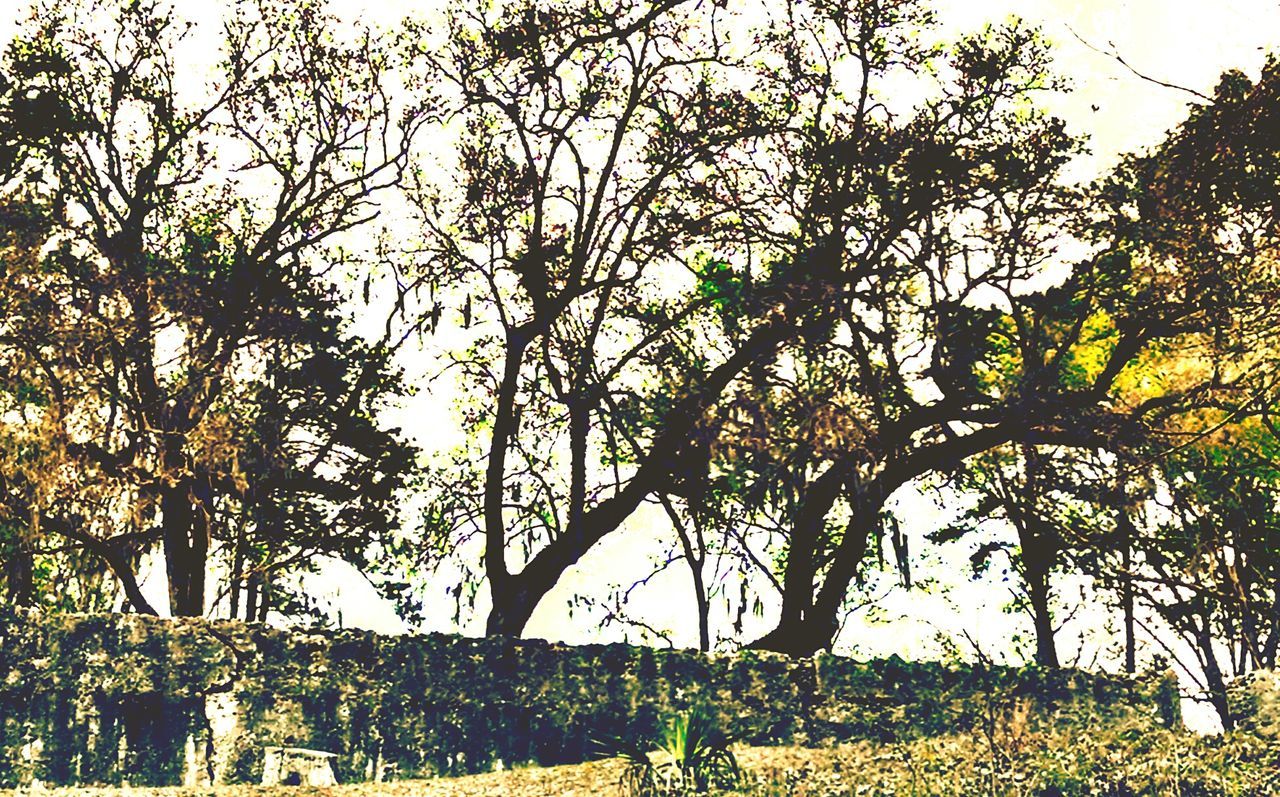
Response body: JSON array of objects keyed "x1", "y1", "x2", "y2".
[
  {"x1": 748, "y1": 612, "x2": 840, "y2": 657},
  {"x1": 1020, "y1": 521, "x2": 1059, "y2": 668},
  {"x1": 486, "y1": 580, "x2": 541, "y2": 636},
  {"x1": 776, "y1": 464, "x2": 849, "y2": 633},
  {"x1": 750, "y1": 424, "x2": 1021, "y2": 657},
  {"x1": 160, "y1": 475, "x2": 211, "y2": 617}
]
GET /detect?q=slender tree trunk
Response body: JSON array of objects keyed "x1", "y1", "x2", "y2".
[
  {"x1": 229, "y1": 522, "x2": 246, "y2": 621},
  {"x1": 1196, "y1": 622, "x2": 1235, "y2": 730},
  {"x1": 1262, "y1": 586, "x2": 1280, "y2": 668},
  {"x1": 659, "y1": 494, "x2": 711, "y2": 651},
  {"x1": 245, "y1": 569, "x2": 260, "y2": 623},
  {"x1": 483, "y1": 335, "x2": 530, "y2": 600},
  {"x1": 256, "y1": 571, "x2": 272, "y2": 622},
  {"x1": 692, "y1": 562, "x2": 710, "y2": 652},
  {"x1": 1026, "y1": 574, "x2": 1060, "y2": 668},
  {"x1": 1122, "y1": 526, "x2": 1136, "y2": 674}
]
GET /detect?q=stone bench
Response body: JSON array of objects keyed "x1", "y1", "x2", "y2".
[{"x1": 261, "y1": 746, "x2": 339, "y2": 786}]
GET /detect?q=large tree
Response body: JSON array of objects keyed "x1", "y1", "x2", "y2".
[
  {"x1": 732, "y1": 49, "x2": 1280, "y2": 655},
  {"x1": 406, "y1": 0, "x2": 804, "y2": 635},
  {"x1": 0, "y1": 0, "x2": 427, "y2": 616}
]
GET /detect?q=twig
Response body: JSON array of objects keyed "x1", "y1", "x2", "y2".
[{"x1": 1066, "y1": 25, "x2": 1212, "y2": 104}]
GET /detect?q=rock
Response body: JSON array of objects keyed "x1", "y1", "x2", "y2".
[
  {"x1": 260, "y1": 746, "x2": 339, "y2": 787},
  {"x1": 1227, "y1": 669, "x2": 1280, "y2": 738}
]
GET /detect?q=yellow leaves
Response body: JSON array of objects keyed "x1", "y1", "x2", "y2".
[
  {"x1": 975, "y1": 313, "x2": 1021, "y2": 397},
  {"x1": 1059, "y1": 310, "x2": 1119, "y2": 391},
  {"x1": 186, "y1": 407, "x2": 248, "y2": 494},
  {"x1": 1051, "y1": 307, "x2": 1212, "y2": 412},
  {"x1": 1111, "y1": 336, "x2": 1215, "y2": 412}
]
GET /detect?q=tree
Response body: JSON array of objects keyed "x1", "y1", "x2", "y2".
[
  {"x1": 731, "y1": 44, "x2": 1280, "y2": 657},
  {"x1": 1112, "y1": 441, "x2": 1280, "y2": 728},
  {"x1": 0, "y1": 0, "x2": 427, "y2": 616},
  {"x1": 405, "y1": 0, "x2": 801, "y2": 635},
  {"x1": 409, "y1": 0, "x2": 1091, "y2": 648},
  {"x1": 683, "y1": 7, "x2": 1106, "y2": 655},
  {"x1": 935, "y1": 58, "x2": 1280, "y2": 687},
  {"x1": 0, "y1": 192, "x2": 134, "y2": 612}
]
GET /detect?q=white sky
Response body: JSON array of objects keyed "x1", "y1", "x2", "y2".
[{"x1": 3, "y1": 0, "x2": 1277, "y2": 732}]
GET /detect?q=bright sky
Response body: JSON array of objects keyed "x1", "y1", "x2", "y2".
[{"x1": 3, "y1": 0, "x2": 1276, "y2": 732}]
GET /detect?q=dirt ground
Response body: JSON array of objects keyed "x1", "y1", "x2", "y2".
[
  {"x1": 23, "y1": 751, "x2": 694, "y2": 796},
  {"x1": 14, "y1": 747, "x2": 835, "y2": 796}
]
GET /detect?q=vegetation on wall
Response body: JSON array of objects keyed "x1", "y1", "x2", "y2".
[{"x1": 0, "y1": 611, "x2": 1179, "y2": 788}]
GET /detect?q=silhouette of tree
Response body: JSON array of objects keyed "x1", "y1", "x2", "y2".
[
  {"x1": 404, "y1": 0, "x2": 799, "y2": 635},
  {"x1": 0, "y1": 0, "x2": 428, "y2": 616}
]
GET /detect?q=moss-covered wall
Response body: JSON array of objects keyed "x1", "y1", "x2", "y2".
[{"x1": 0, "y1": 611, "x2": 1179, "y2": 788}]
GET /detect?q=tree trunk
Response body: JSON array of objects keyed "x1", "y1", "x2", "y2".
[
  {"x1": 229, "y1": 522, "x2": 246, "y2": 621},
  {"x1": 1020, "y1": 521, "x2": 1059, "y2": 668},
  {"x1": 691, "y1": 556, "x2": 711, "y2": 652},
  {"x1": 1196, "y1": 622, "x2": 1235, "y2": 731},
  {"x1": 1115, "y1": 499, "x2": 1138, "y2": 674},
  {"x1": 4, "y1": 534, "x2": 34, "y2": 607},
  {"x1": 750, "y1": 424, "x2": 1021, "y2": 657},
  {"x1": 483, "y1": 316, "x2": 800, "y2": 637},
  {"x1": 160, "y1": 473, "x2": 211, "y2": 617},
  {"x1": 486, "y1": 580, "x2": 541, "y2": 636},
  {"x1": 1027, "y1": 575, "x2": 1060, "y2": 668},
  {"x1": 1123, "y1": 534, "x2": 1136, "y2": 674},
  {"x1": 245, "y1": 569, "x2": 260, "y2": 622},
  {"x1": 747, "y1": 613, "x2": 840, "y2": 657}
]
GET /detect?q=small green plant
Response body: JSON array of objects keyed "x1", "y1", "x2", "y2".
[{"x1": 606, "y1": 709, "x2": 741, "y2": 796}]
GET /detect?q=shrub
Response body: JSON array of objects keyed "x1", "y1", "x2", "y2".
[{"x1": 608, "y1": 710, "x2": 741, "y2": 796}]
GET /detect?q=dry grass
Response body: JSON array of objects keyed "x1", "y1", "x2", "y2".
[{"x1": 10, "y1": 747, "x2": 806, "y2": 797}]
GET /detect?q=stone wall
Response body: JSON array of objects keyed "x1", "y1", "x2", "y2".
[
  {"x1": 0, "y1": 611, "x2": 1180, "y2": 788},
  {"x1": 1228, "y1": 669, "x2": 1280, "y2": 739}
]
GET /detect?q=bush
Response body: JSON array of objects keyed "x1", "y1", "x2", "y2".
[{"x1": 607, "y1": 710, "x2": 741, "y2": 796}]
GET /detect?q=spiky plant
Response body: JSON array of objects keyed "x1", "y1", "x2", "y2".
[{"x1": 610, "y1": 709, "x2": 741, "y2": 796}]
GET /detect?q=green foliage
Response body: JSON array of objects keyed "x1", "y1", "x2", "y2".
[{"x1": 612, "y1": 710, "x2": 741, "y2": 796}]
